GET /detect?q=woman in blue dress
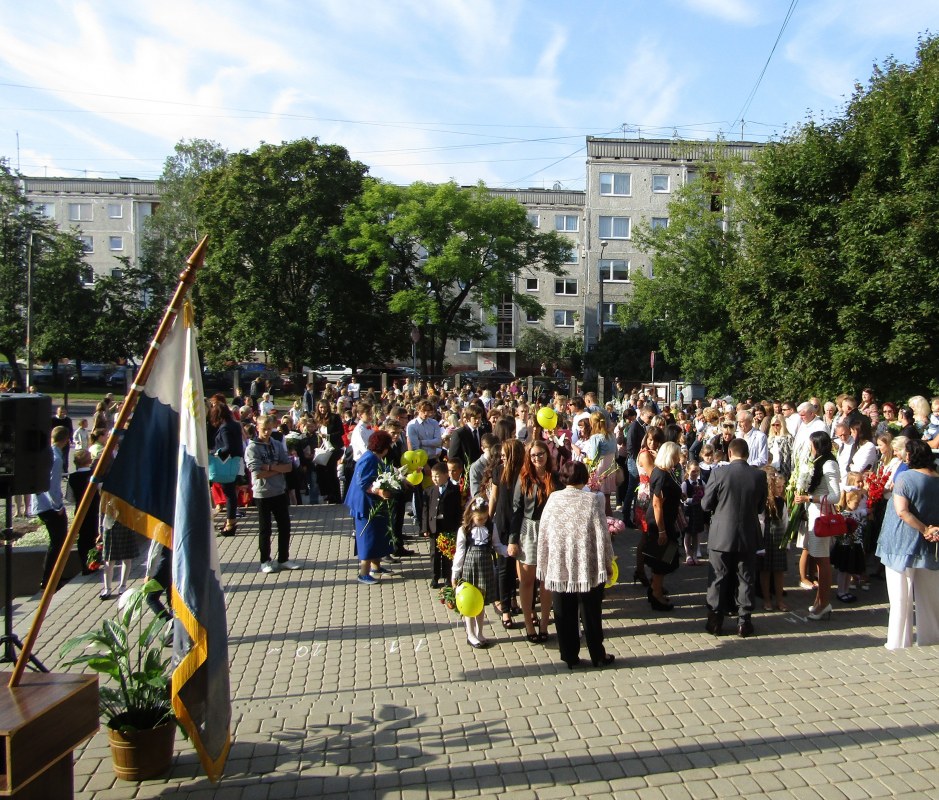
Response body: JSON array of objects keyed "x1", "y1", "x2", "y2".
[{"x1": 344, "y1": 430, "x2": 395, "y2": 585}]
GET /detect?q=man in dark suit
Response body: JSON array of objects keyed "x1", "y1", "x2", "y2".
[
  {"x1": 422, "y1": 462, "x2": 463, "y2": 588},
  {"x1": 446, "y1": 407, "x2": 483, "y2": 470},
  {"x1": 701, "y1": 438, "x2": 767, "y2": 637},
  {"x1": 624, "y1": 404, "x2": 654, "y2": 526}
]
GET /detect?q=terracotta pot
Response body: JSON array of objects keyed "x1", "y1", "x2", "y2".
[{"x1": 108, "y1": 720, "x2": 176, "y2": 780}]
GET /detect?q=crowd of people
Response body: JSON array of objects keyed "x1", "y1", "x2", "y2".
[{"x1": 31, "y1": 374, "x2": 939, "y2": 667}]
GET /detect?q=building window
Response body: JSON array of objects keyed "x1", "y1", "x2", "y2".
[
  {"x1": 458, "y1": 339, "x2": 471, "y2": 353},
  {"x1": 555, "y1": 278, "x2": 578, "y2": 296},
  {"x1": 79, "y1": 266, "x2": 95, "y2": 285},
  {"x1": 527, "y1": 212, "x2": 540, "y2": 228},
  {"x1": 79, "y1": 235, "x2": 93, "y2": 254},
  {"x1": 526, "y1": 310, "x2": 539, "y2": 323},
  {"x1": 555, "y1": 214, "x2": 579, "y2": 232},
  {"x1": 109, "y1": 236, "x2": 124, "y2": 251},
  {"x1": 599, "y1": 216, "x2": 630, "y2": 239},
  {"x1": 32, "y1": 202, "x2": 54, "y2": 218},
  {"x1": 564, "y1": 246, "x2": 578, "y2": 264},
  {"x1": 601, "y1": 303, "x2": 621, "y2": 326},
  {"x1": 107, "y1": 203, "x2": 123, "y2": 219},
  {"x1": 599, "y1": 259, "x2": 630, "y2": 282},
  {"x1": 525, "y1": 278, "x2": 539, "y2": 292},
  {"x1": 68, "y1": 203, "x2": 92, "y2": 222},
  {"x1": 554, "y1": 310, "x2": 575, "y2": 328},
  {"x1": 111, "y1": 268, "x2": 124, "y2": 280},
  {"x1": 652, "y1": 175, "x2": 670, "y2": 193},
  {"x1": 599, "y1": 172, "x2": 631, "y2": 196},
  {"x1": 651, "y1": 217, "x2": 669, "y2": 230}
]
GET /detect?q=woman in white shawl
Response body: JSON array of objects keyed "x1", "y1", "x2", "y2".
[{"x1": 537, "y1": 460, "x2": 615, "y2": 670}]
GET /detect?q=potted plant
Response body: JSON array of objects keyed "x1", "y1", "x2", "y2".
[{"x1": 60, "y1": 579, "x2": 177, "y2": 781}]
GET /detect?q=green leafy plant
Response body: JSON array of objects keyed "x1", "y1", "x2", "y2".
[{"x1": 60, "y1": 579, "x2": 175, "y2": 734}]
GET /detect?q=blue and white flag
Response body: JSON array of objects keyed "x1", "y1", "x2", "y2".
[{"x1": 100, "y1": 301, "x2": 231, "y2": 781}]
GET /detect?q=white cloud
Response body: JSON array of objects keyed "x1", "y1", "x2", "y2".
[{"x1": 678, "y1": 0, "x2": 758, "y2": 25}]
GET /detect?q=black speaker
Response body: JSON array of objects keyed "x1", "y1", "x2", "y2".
[{"x1": 0, "y1": 394, "x2": 52, "y2": 498}]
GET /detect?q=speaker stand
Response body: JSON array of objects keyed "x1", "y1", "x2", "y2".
[{"x1": 0, "y1": 495, "x2": 47, "y2": 671}]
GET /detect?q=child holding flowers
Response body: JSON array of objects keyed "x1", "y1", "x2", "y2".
[
  {"x1": 423, "y1": 462, "x2": 462, "y2": 588},
  {"x1": 452, "y1": 496, "x2": 509, "y2": 649},
  {"x1": 832, "y1": 472, "x2": 868, "y2": 603}
]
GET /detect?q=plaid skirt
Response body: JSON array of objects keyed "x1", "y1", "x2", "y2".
[
  {"x1": 759, "y1": 518, "x2": 788, "y2": 572},
  {"x1": 460, "y1": 545, "x2": 498, "y2": 605},
  {"x1": 102, "y1": 520, "x2": 140, "y2": 562}
]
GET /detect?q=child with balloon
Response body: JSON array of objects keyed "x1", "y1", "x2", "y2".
[{"x1": 452, "y1": 495, "x2": 509, "y2": 649}]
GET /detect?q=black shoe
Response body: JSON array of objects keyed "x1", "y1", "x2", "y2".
[
  {"x1": 738, "y1": 618, "x2": 754, "y2": 638},
  {"x1": 649, "y1": 595, "x2": 674, "y2": 611},
  {"x1": 386, "y1": 554, "x2": 401, "y2": 564},
  {"x1": 592, "y1": 653, "x2": 615, "y2": 668},
  {"x1": 396, "y1": 548, "x2": 416, "y2": 556},
  {"x1": 705, "y1": 611, "x2": 724, "y2": 636},
  {"x1": 430, "y1": 580, "x2": 441, "y2": 589},
  {"x1": 566, "y1": 658, "x2": 583, "y2": 670}
]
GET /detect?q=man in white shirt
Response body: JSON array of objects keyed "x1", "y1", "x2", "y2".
[
  {"x1": 833, "y1": 421, "x2": 854, "y2": 481},
  {"x1": 406, "y1": 400, "x2": 443, "y2": 463},
  {"x1": 350, "y1": 401, "x2": 374, "y2": 461},
  {"x1": 792, "y1": 401, "x2": 828, "y2": 461},
  {"x1": 781, "y1": 401, "x2": 800, "y2": 438},
  {"x1": 347, "y1": 377, "x2": 361, "y2": 400},
  {"x1": 736, "y1": 411, "x2": 768, "y2": 467}
]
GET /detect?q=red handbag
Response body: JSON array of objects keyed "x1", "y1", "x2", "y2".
[{"x1": 813, "y1": 496, "x2": 847, "y2": 537}]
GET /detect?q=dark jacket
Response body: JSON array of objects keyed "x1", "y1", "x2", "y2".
[
  {"x1": 422, "y1": 481, "x2": 462, "y2": 535},
  {"x1": 214, "y1": 419, "x2": 245, "y2": 459},
  {"x1": 447, "y1": 424, "x2": 482, "y2": 470},
  {"x1": 626, "y1": 419, "x2": 646, "y2": 459},
  {"x1": 701, "y1": 458, "x2": 767, "y2": 553}
]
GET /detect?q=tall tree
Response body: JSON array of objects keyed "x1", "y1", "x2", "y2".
[
  {"x1": 622, "y1": 147, "x2": 751, "y2": 394},
  {"x1": 194, "y1": 138, "x2": 372, "y2": 371},
  {"x1": 341, "y1": 180, "x2": 571, "y2": 375}
]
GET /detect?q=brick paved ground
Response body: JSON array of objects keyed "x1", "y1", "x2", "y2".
[{"x1": 18, "y1": 503, "x2": 939, "y2": 799}]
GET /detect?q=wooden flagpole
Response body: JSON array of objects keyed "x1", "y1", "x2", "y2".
[{"x1": 9, "y1": 236, "x2": 209, "y2": 688}]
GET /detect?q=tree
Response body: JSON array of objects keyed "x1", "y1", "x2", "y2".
[
  {"x1": 342, "y1": 180, "x2": 571, "y2": 375},
  {"x1": 622, "y1": 146, "x2": 751, "y2": 394},
  {"x1": 194, "y1": 138, "x2": 374, "y2": 371},
  {"x1": 89, "y1": 259, "x2": 166, "y2": 364},
  {"x1": 516, "y1": 328, "x2": 562, "y2": 370}
]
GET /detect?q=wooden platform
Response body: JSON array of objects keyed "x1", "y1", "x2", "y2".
[{"x1": 0, "y1": 672, "x2": 98, "y2": 799}]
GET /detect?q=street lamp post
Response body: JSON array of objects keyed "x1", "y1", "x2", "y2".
[{"x1": 596, "y1": 240, "x2": 608, "y2": 345}]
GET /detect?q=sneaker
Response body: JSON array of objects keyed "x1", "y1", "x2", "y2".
[
  {"x1": 371, "y1": 566, "x2": 392, "y2": 576},
  {"x1": 279, "y1": 560, "x2": 302, "y2": 571},
  {"x1": 357, "y1": 573, "x2": 378, "y2": 585},
  {"x1": 260, "y1": 561, "x2": 278, "y2": 574}
]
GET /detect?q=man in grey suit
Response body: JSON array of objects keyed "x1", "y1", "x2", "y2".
[{"x1": 701, "y1": 437, "x2": 768, "y2": 637}]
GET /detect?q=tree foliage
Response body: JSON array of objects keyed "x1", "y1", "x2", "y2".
[
  {"x1": 622, "y1": 147, "x2": 751, "y2": 394},
  {"x1": 516, "y1": 328, "x2": 563, "y2": 368},
  {"x1": 193, "y1": 138, "x2": 382, "y2": 371},
  {"x1": 341, "y1": 180, "x2": 571, "y2": 374}
]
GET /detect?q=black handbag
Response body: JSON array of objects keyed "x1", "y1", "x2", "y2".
[{"x1": 642, "y1": 536, "x2": 679, "y2": 564}]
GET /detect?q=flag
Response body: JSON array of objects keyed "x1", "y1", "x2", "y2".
[{"x1": 100, "y1": 300, "x2": 231, "y2": 781}]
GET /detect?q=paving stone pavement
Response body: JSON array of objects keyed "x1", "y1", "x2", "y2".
[{"x1": 18, "y1": 503, "x2": 939, "y2": 799}]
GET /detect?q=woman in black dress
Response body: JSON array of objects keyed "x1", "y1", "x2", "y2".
[
  {"x1": 646, "y1": 441, "x2": 682, "y2": 611},
  {"x1": 313, "y1": 400, "x2": 345, "y2": 504}
]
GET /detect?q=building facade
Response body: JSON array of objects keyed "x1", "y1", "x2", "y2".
[{"x1": 20, "y1": 177, "x2": 159, "y2": 285}]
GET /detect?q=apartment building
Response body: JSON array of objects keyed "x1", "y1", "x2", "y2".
[
  {"x1": 19, "y1": 138, "x2": 759, "y2": 372},
  {"x1": 21, "y1": 177, "x2": 159, "y2": 284}
]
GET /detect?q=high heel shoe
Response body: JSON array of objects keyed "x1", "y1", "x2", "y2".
[
  {"x1": 649, "y1": 595, "x2": 674, "y2": 611},
  {"x1": 633, "y1": 570, "x2": 650, "y2": 587},
  {"x1": 807, "y1": 604, "x2": 832, "y2": 621}
]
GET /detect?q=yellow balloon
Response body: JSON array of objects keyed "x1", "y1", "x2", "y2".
[
  {"x1": 401, "y1": 451, "x2": 417, "y2": 468},
  {"x1": 412, "y1": 449, "x2": 428, "y2": 468},
  {"x1": 605, "y1": 557, "x2": 619, "y2": 589},
  {"x1": 455, "y1": 582, "x2": 484, "y2": 617},
  {"x1": 406, "y1": 471, "x2": 424, "y2": 486},
  {"x1": 421, "y1": 474, "x2": 433, "y2": 489},
  {"x1": 536, "y1": 406, "x2": 558, "y2": 430}
]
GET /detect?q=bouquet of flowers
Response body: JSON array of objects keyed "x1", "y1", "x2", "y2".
[
  {"x1": 583, "y1": 454, "x2": 619, "y2": 492},
  {"x1": 86, "y1": 542, "x2": 103, "y2": 572},
  {"x1": 782, "y1": 454, "x2": 814, "y2": 547},
  {"x1": 436, "y1": 584, "x2": 459, "y2": 614},
  {"x1": 606, "y1": 516, "x2": 626, "y2": 537},
  {"x1": 436, "y1": 533, "x2": 456, "y2": 560},
  {"x1": 866, "y1": 467, "x2": 889, "y2": 511},
  {"x1": 367, "y1": 465, "x2": 403, "y2": 542}
]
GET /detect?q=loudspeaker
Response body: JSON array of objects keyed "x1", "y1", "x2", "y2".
[{"x1": 0, "y1": 394, "x2": 52, "y2": 498}]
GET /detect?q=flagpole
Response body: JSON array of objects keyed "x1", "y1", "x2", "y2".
[{"x1": 9, "y1": 236, "x2": 209, "y2": 688}]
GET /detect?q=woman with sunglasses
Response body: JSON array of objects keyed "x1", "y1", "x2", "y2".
[{"x1": 508, "y1": 441, "x2": 561, "y2": 642}]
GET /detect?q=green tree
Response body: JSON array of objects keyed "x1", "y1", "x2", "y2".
[
  {"x1": 89, "y1": 259, "x2": 166, "y2": 364},
  {"x1": 194, "y1": 138, "x2": 374, "y2": 371},
  {"x1": 516, "y1": 328, "x2": 563, "y2": 370},
  {"x1": 622, "y1": 146, "x2": 751, "y2": 394},
  {"x1": 342, "y1": 180, "x2": 571, "y2": 375}
]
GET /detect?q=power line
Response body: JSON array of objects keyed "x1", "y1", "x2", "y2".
[{"x1": 733, "y1": 0, "x2": 799, "y2": 130}]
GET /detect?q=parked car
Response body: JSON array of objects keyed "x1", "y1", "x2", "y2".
[
  {"x1": 69, "y1": 363, "x2": 114, "y2": 388},
  {"x1": 531, "y1": 376, "x2": 570, "y2": 398},
  {"x1": 315, "y1": 364, "x2": 352, "y2": 384},
  {"x1": 31, "y1": 364, "x2": 76, "y2": 388},
  {"x1": 356, "y1": 366, "x2": 420, "y2": 391},
  {"x1": 106, "y1": 367, "x2": 136, "y2": 391},
  {"x1": 456, "y1": 369, "x2": 516, "y2": 390},
  {"x1": 237, "y1": 363, "x2": 283, "y2": 392}
]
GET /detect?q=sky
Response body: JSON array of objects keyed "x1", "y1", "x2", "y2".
[{"x1": 0, "y1": 0, "x2": 936, "y2": 190}]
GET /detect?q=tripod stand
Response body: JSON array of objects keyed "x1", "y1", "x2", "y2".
[{"x1": 0, "y1": 494, "x2": 46, "y2": 671}]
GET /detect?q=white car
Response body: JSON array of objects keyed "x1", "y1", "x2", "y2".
[{"x1": 315, "y1": 364, "x2": 352, "y2": 384}]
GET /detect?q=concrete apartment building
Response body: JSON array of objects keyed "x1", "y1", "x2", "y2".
[
  {"x1": 21, "y1": 176, "x2": 160, "y2": 285},
  {"x1": 20, "y1": 138, "x2": 758, "y2": 373}
]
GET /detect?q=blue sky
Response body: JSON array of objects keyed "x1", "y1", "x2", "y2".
[{"x1": 0, "y1": 0, "x2": 935, "y2": 189}]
